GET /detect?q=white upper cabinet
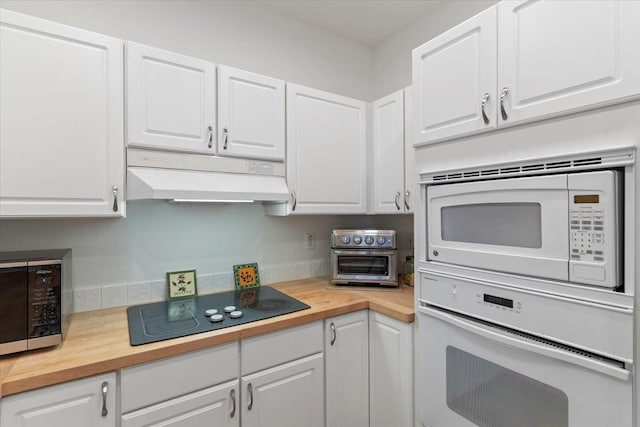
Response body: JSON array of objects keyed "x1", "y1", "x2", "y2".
[
  {"x1": 217, "y1": 66, "x2": 285, "y2": 161},
  {"x1": 497, "y1": 0, "x2": 640, "y2": 126},
  {"x1": 282, "y1": 83, "x2": 367, "y2": 215},
  {"x1": 412, "y1": 0, "x2": 640, "y2": 146},
  {"x1": 126, "y1": 42, "x2": 216, "y2": 153},
  {"x1": 372, "y1": 90, "x2": 405, "y2": 214},
  {"x1": 0, "y1": 9, "x2": 124, "y2": 217},
  {"x1": 412, "y1": 6, "x2": 497, "y2": 145},
  {"x1": 403, "y1": 87, "x2": 416, "y2": 214}
]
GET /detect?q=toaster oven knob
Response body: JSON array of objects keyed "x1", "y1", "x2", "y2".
[
  {"x1": 341, "y1": 235, "x2": 351, "y2": 244},
  {"x1": 377, "y1": 236, "x2": 386, "y2": 245},
  {"x1": 353, "y1": 235, "x2": 362, "y2": 244},
  {"x1": 365, "y1": 236, "x2": 374, "y2": 245}
]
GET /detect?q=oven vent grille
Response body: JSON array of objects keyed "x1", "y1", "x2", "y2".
[
  {"x1": 420, "y1": 147, "x2": 634, "y2": 184},
  {"x1": 427, "y1": 304, "x2": 625, "y2": 369}
]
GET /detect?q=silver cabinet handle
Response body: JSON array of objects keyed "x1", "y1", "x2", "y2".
[
  {"x1": 207, "y1": 125, "x2": 213, "y2": 149},
  {"x1": 291, "y1": 191, "x2": 297, "y2": 211},
  {"x1": 247, "y1": 383, "x2": 253, "y2": 410},
  {"x1": 230, "y1": 388, "x2": 236, "y2": 418},
  {"x1": 394, "y1": 192, "x2": 401, "y2": 210},
  {"x1": 223, "y1": 127, "x2": 229, "y2": 150},
  {"x1": 500, "y1": 87, "x2": 509, "y2": 121},
  {"x1": 111, "y1": 186, "x2": 118, "y2": 212},
  {"x1": 330, "y1": 322, "x2": 336, "y2": 346},
  {"x1": 101, "y1": 381, "x2": 108, "y2": 417},
  {"x1": 404, "y1": 190, "x2": 411, "y2": 211},
  {"x1": 481, "y1": 92, "x2": 490, "y2": 125}
]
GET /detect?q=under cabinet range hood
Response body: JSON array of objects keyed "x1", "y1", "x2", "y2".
[{"x1": 126, "y1": 148, "x2": 289, "y2": 203}]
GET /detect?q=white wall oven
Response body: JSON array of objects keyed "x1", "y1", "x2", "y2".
[{"x1": 417, "y1": 148, "x2": 636, "y2": 427}]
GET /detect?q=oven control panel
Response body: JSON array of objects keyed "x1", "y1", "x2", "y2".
[{"x1": 331, "y1": 229, "x2": 396, "y2": 249}]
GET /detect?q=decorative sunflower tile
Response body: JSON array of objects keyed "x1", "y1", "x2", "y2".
[{"x1": 233, "y1": 263, "x2": 261, "y2": 289}]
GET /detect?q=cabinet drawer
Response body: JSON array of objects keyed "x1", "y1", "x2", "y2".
[
  {"x1": 121, "y1": 342, "x2": 239, "y2": 412},
  {"x1": 241, "y1": 321, "x2": 322, "y2": 374}
]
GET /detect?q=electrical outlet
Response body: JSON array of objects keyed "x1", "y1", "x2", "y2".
[{"x1": 305, "y1": 232, "x2": 316, "y2": 250}]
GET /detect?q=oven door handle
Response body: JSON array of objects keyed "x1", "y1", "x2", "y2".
[
  {"x1": 418, "y1": 305, "x2": 631, "y2": 381},
  {"x1": 332, "y1": 249, "x2": 397, "y2": 256}
]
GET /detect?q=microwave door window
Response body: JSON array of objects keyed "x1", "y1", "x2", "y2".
[
  {"x1": 338, "y1": 256, "x2": 388, "y2": 275},
  {"x1": 441, "y1": 203, "x2": 542, "y2": 248},
  {"x1": 0, "y1": 266, "x2": 29, "y2": 345}
]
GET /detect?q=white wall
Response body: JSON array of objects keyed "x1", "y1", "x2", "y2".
[
  {"x1": 0, "y1": 0, "x2": 416, "y2": 312},
  {"x1": 0, "y1": 0, "x2": 373, "y2": 100},
  {"x1": 372, "y1": 0, "x2": 498, "y2": 99}
]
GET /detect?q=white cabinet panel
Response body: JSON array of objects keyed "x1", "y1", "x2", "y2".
[
  {"x1": 121, "y1": 380, "x2": 239, "y2": 427},
  {"x1": 126, "y1": 42, "x2": 216, "y2": 153},
  {"x1": 1, "y1": 373, "x2": 116, "y2": 427},
  {"x1": 242, "y1": 353, "x2": 324, "y2": 427},
  {"x1": 498, "y1": 0, "x2": 640, "y2": 126},
  {"x1": 403, "y1": 86, "x2": 416, "y2": 214},
  {"x1": 372, "y1": 90, "x2": 405, "y2": 213},
  {"x1": 325, "y1": 310, "x2": 369, "y2": 427},
  {"x1": 0, "y1": 9, "x2": 124, "y2": 217},
  {"x1": 285, "y1": 84, "x2": 367, "y2": 214},
  {"x1": 412, "y1": 6, "x2": 497, "y2": 145},
  {"x1": 217, "y1": 66, "x2": 285, "y2": 161},
  {"x1": 369, "y1": 312, "x2": 414, "y2": 427}
]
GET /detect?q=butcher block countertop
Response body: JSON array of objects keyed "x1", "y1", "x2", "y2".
[{"x1": 0, "y1": 277, "x2": 414, "y2": 397}]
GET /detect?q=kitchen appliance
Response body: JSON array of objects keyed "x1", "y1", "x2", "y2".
[
  {"x1": 0, "y1": 250, "x2": 70, "y2": 356},
  {"x1": 331, "y1": 229, "x2": 397, "y2": 287},
  {"x1": 426, "y1": 170, "x2": 621, "y2": 288},
  {"x1": 127, "y1": 286, "x2": 310, "y2": 345},
  {"x1": 417, "y1": 148, "x2": 636, "y2": 427}
]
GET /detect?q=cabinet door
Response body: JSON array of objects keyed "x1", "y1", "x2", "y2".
[
  {"x1": 325, "y1": 310, "x2": 369, "y2": 427},
  {"x1": 126, "y1": 42, "x2": 216, "y2": 153},
  {"x1": 286, "y1": 84, "x2": 367, "y2": 214},
  {"x1": 0, "y1": 9, "x2": 124, "y2": 217},
  {"x1": 121, "y1": 380, "x2": 239, "y2": 427},
  {"x1": 498, "y1": 0, "x2": 640, "y2": 126},
  {"x1": 372, "y1": 90, "x2": 405, "y2": 214},
  {"x1": 217, "y1": 66, "x2": 285, "y2": 161},
  {"x1": 1, "y1": 373, "x2": 116, "y2": 427},
  {"x1": 242, "y1": 353, "x2": 324, "y2": 427},
  {"x1": 412, "y1": 6, "x2": 497, "y2": 146},
  {"x1": 403, "y1": 86, "x2": 416, "y2": 214},
  {"x1": 369, "y1": 312, "x2": 414, "y2": 427}
]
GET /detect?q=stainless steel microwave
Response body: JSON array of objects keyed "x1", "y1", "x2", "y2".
[
  {"x1": 426, "y1": 170, "x2": 621, "y2": 288},
  {"x1": 0, "y1": 250, "x2": 70, "y2": 355}
]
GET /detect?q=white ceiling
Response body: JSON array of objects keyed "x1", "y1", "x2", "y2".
[{"x1": 257, "y1": 0, "x2": 445, "y2": 47}]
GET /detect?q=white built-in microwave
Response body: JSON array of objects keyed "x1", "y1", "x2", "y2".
[{"x1": 427, "y1": 170, "x2": 621, "y2": 288}]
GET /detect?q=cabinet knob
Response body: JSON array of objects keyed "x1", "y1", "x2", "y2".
[
  {"x1": 330, "y1": 322, "x2": 336, "y2": 345},
  {"x1": 112, "y1": 186, "x2": 118, "y2": 212},
  {"x1": 230, "y1": 388, "x2": 236, "y2": 418},
  {"x1": 481, "y1": 92, "x2": 490, "y2": 125},
  {"x1": 394, "y1": 192, "x2": 401, "y2": 210},
  {"x1": 404, "y1": 190, "x2": 411, "y2": 211},
  {"x1": 223, "y1": 127, "x2": 229, "y2": 150},
  {"x1": 247, "y1": 383, "x2": 254, "y2": 410},
  {"x1": 291, "y1": 191, "x2": 297, "y2": 211},
  {"x1": 207, "y1": 125, "x2": 213, "y2": 149},
  {"x1": 500, "y1": 87, "x2": 509, "y2": 121}
]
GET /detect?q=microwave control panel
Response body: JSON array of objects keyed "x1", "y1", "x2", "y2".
[
  {"x1": 568, "y1": 170, "x2": 619, "y2": 288},
  {"x1": 28, "y1": 261, "x2": 62, "y2": 338}
]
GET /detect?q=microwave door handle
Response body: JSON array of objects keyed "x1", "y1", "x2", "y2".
[{"x1": 417, "y1": 305, "x2": 631, "y2": 381}]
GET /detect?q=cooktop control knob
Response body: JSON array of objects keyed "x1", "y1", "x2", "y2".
[
  {"x1": 205, "y1": 309, "x2": 218, "y2": 316},
  {"x1": 224, "y1": 305, "x2": 236, "y2": 313},
  {"x1": 209, "y1": 314, "x2": 224, "y2": 323},
  {"x1": 353, "y1": 235, "x2": 362, "y2": 244},
  {"x1": 341, "y1": 235, "x2": 351, "y2": 244},
  {"x1": 229, "y1": 310, "x2": 243, "y2": 319},
  {"x1": 365, "y1": 236, "x2": 374, "y2": 245},
  {"x1": 377, "y1": 236, "x2": 386, "y2": 245}
]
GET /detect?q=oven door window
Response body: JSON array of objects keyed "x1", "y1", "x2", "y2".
[
  {"x1": 446, "y1": 346, "x2": 568, "y2": 427},
  {"x1": 337, "y1": 256, "x2": 388, "y2": 275},
  {"x1": 441, "y1": 203, "x2": 542, "y2": 248}
]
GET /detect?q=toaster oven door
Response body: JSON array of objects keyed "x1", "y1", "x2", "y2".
[{"x1": 332, "y1": 249, "x2": 397, "y2": 284}]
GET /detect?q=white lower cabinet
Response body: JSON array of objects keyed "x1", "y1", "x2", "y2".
[
  {"x1": 241, "y1": 321, "x2": 325, "y2": 427},
  {"x1": 0, "y1": 373, "x2": 116, "y2": 427},
  {"x1": 121, "y1": 380, "x2": 239, "y2": 427},
  {"x1": 369, "y1": 311, "x2": 414, "y2": 427},
  {"x1": 325, "y1": 310, "x2": 369, "y2": 427}
]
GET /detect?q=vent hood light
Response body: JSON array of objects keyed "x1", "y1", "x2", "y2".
[{"x1": 170, "y1": 199, "x2": 254, "y2": 204}]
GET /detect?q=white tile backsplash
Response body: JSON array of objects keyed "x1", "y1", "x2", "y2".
[{"x1": 71, "y1": 260, "x2": 330, "y2": 312}]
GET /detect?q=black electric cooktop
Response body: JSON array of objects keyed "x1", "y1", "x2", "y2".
[{"x1": 127, "y1": 286, "x2": 310, "y2": 346}]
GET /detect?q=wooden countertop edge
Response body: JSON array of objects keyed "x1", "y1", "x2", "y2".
[{"x1": 0, "y1": 280, "x2": 412, "y2": 397}]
